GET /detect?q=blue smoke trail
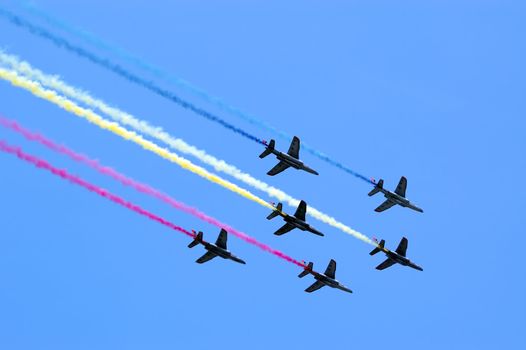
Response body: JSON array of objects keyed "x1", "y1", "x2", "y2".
[
  {"x1": 7, "y1": 4, "x2": 374, "y2": 184},
  {"x1": 0, "y1": 7, "x2": 264, "y2": 145}
]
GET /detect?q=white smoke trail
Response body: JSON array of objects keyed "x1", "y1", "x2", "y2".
[{"x1": 0, "y1": 51, "x2": 375, "y2": 246}]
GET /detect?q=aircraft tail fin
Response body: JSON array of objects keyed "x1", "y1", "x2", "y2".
[
  {"x1": 188, "y1": 231, "x2": 204, "y2": 248},
  {"x1": 266, "y1": 203, "x2": 283, "y2": 220},
  {"x1": 259, "y1": 140, "x2": 275, "y2": 158},
  {"x1": 369, "y1": 239, "x2": 385, "y2": 255},
  {"x1": 368, "y1": 179, "x2": 384, "y2": 196},
  {"x1": 298, "y1": 262, "x2": 313, "y2": 278}
]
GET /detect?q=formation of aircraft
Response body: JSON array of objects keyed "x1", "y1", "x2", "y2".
[
  {"x1": 184, "y1": 136, "x2": 424, "y2": 295},
  {"x1": 298, "y1": 259, "x2": 353, "y2": 294},
  {"x1": 259, "y1": 136, "x2": 319, "y2": 176},
  {"x1": 370, "y1": 237, "x2": 423, "y2": 271},
  {"x1": 188, "y1": 229, "x2": 246, "y2": 265},
  {"x1": 266, "y1": 200, "x2": 324, "y2": 236},
  {"x1": 368, "y1": 176, "x2": 424, "y2": 213}
]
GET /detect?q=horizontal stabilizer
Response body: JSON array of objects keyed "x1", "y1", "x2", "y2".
[
  {"x1": 188, "y1": 231, "x2": 203, "y2": 248},
  {"x1": 298, "y1": 262, "x2": 313, "y2": 278},
  {"x1": 259, "y1": 140, "x2": 275, "y2": 158},
  {"x1": 266, "y1": 203, "x2": 283, "y2": 220},
  {"x1": 369, "y1": 239, "x2": 385, "y2": 255},
  {"x1": 368, "y1": 179, "x2": 384, "y2": 196}
]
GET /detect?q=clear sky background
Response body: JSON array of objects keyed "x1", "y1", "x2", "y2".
[{"x1": 0, "y1": 1, "x2": 524, "y2": 349}]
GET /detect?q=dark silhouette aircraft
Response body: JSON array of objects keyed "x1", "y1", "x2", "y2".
[
  {"x1": 267, "y1": 200, "x2": 324, "y2": 236},
  {"x1": 368, "y1": 176, "x2": 423, "y2": 213},
  {"x1": 259, "y1": 136, "x2": 319, "y2": 176},
  {"x1": 369, "y1": 237, "x2": 423, "y2": 271},
  {"x1": 188, "y1": 229, "x2": 246, "y2": 265},
  {"x1": 298, "y1": 259, "x2": 353, "y2": 294}
]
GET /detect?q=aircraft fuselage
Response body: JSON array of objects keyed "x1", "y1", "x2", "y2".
[
  {"x1": 314, "y1": 274, "x2": 352, "y2": 293},
  {"x1": 204, "y1": 243, "x2": 245, "y2": 263},
  {"x1": 204, "y1": 243, "x2": 230, "y2": 259},
  {"x1": 271, "y1": 150, "x2": 319, "y2": 175},
  {"x1": 386, "y1": 251, "x2": 423, "y2": 271},
  {"x1": 284, "y1": 215, "x2": 324, "y2": 236},
  {"x1": 381, "y1": 189, "x2": 424, "y2": 213}
]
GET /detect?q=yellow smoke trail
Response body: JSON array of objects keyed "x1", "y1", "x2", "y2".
[
  {"x1": 0, "y1": 68, "x2": 276, "y2": 212},
  {"x1": 0, "y1": 55, "x2": 376, "y2": 246}
]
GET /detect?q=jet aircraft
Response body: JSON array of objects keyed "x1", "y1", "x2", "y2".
[
  {"x1": 368, "y1": 176, "x2": 423, "y2": 213},
  {"x1": 298, "y1": 259, "x2": 353, "y2": 294},
  {"x1": 267, "y1": 200, "x2": 324, "y2": 236},
  {"x1": 188, "y1": 229, "x2": 246, "y2": 264},
  {"x1": 369, "y1": 237, "x2": 423, "y2": 271},
  {"x1": 259, "y1": 136, "x2": 319, "y2": 176}
]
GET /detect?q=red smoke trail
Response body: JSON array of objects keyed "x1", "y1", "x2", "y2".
[{"x1": 0, "y1": 129, "x2": 304, "y2": 267}]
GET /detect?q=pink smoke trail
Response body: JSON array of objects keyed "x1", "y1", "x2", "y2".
[
  {"x1": 0, "y1": 139, "x2": 193, "y2": 237},
  {"x1": 0, "y1": 121, "x2": 304, "y2": 267}
]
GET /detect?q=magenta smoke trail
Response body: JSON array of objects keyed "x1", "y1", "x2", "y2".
[
  {"x1": 0, "y1": 139, "x2": 193, "y2": 237},
  {"x1": 0, "y1": 118, "x2": 304, "y2": 267}
]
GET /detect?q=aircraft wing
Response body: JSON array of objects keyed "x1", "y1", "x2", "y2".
[
  {"x1": 274, "y1": 223, "x2": 296, "y2": 235},
  {"x1": 305, "y1": 280, "x2": 325, "y2": 293},
  {"x1": 294, "y1": 200, "x2": 307, "y2": 221},
  {"x1": 395, "y1": 237, "x2": 408, "y2": 257},
  {"x1": 287, "y1": 136, "x2": 300, "y2": 159},
  {"x1": 196, "y1": 251, "x2": 217, "y2": 264},
  {"x1": 375, "y1": 199, "x2": 396, "y2": 212},
  {"x1": 267, "y1": 161, "x2": 290, "y2": 176},
  {"x1": 395, "y1": 176, "x2": 407, "y2": 197},
  {"x1": 324, "y1": 259, "x2": 337, "y2": 279},
  {"x1": 215, "y1": 229, "x2": 228, "y2": 249},
  {"x1": 376, "y1": 259, "x2": 396, "y2": 270}
]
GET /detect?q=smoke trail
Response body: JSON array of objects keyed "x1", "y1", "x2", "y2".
[
  {"x1": 0, "y1": 139, "x2": 193, "y2": 236},
  {"x1": 0, "y1": 51, "x2": 377, "y2": 246},
  {"x1": 0, "y1": 66, "x2": 376, "y2": 246},
  {"x1": 0, "y1": 7, "x2": 265, "y2": 145},
  {"x1": 0, "y1": 68, "x2": 278, "y2": 214},
  {"x1": 0, "y1": 116, "x2": 305, "y2": 265},
  {"x1": 14, "y1": 1, "x2": 374, "y2": 184}
]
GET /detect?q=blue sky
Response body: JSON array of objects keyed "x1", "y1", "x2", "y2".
[{"x1": 0, "y1": 1, "x2": 524, "y2": 349}]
